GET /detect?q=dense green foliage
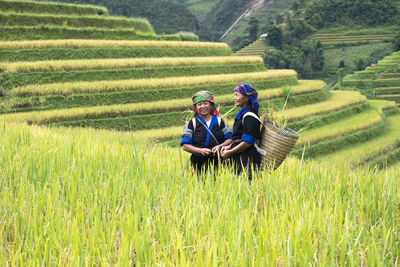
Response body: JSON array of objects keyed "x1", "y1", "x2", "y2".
[
  {"x1": 205, "y1": 0, "x2": 248, "y2": 36},
  {"x1": 301, "y1": 0, "x2": 398, "y2": 29},
  {"x1": 263, "y1": 42, "x2": 324, "y2": 78}
]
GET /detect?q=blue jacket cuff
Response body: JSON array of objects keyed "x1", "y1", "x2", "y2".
[
  {"x1": 181, "y1": 137, "x2": 193, "y2": 146},
  {"x1": 224, "y1": 133, "x2": 232, "y2": 140},
  {"x1": 241, "y1": 134, "x2": 256, "y2": 145}
]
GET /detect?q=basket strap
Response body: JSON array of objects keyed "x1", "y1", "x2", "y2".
[
  {"x1": 242, "y1": 112, "x2": 267, "y2": 156},
  {"x1": 242, "y1": 111, "x2": 259, "y2": 124}
]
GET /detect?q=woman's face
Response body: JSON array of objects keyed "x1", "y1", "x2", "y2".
[
  {"x1": 195, "y1": 101, "x2": 212, "y2": 117},
  {"x1": 234, "y1": 92, "x2": 249, "y2": 108}
]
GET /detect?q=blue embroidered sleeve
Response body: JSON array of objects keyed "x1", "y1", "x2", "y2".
[
  {"x1": 181, "y1": 137, "x2": 193, "y2": 145},
  {"x1": 224, "y1": 133, "x2": 233, "y2": 140},
  {"x1": 241, "y1": 134, "x2": 256, "y2": 145},
  {"x1": 181, "y1": 121, "x2": 194, "y2": 146}
]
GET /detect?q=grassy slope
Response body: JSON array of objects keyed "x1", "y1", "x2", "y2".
[{"x1": 317, "y1": 112, "x2": 400, "y2": 168}]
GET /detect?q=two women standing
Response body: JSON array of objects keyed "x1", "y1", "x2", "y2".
[{"x1": 181, "y1": 83, "x2": 261, "y2": 180}]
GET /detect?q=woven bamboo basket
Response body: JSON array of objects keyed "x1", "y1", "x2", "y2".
[{"x1": 259, "y1": 121, "x2": 300, "y2": 170}]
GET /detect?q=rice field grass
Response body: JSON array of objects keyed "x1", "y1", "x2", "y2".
[
  {"x1": 0, "y1": 0, "x2": 108, "y2": 16},
  {"x1": 0, "y1": 11, "x2": 155, "y2": 33},
  {"x1": 10, "y1": 70, "x2": 297, "y2": 97},
  {"x1": 0, "y1": 56, "x2": 262, "y2": 73},
  {"x1": 0, "y1": 39, "x2": 229, "y2": 50},
  {"x1": 309, "y1": 31, "x2": 395, "y2": 45},
  {"x1": 296, "y1": 104, "x2": 383, "y2": 147},
  {"x1": 2, "y1": 1, "x2": 400, "y2": 265},
  {"x1": 273, "y1": 91, "x2": 366, "y2": 122},
  {"x1": 1, "y1": 122, "x2": 399, "y2": 265},
  {"x1": 317, "y1": 112, "x2": 400, "y2": 168}
]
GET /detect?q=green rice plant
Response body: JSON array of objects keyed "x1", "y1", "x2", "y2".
[
  {"x1": 0, "y1": 0, "x2": 108, "y2": 16},
  {"x1": 0, "y1": 121, "x2": 399, "y2": 265},
  {"x1": 0, "y1": 63, "x2": 266, "y2": 90},
  {"x1": 0, "y1": 46, "x2": 233, "y2": 63},
  {"x1": 296, "y1": 107, "x2": 383, "y2": 147},
  {"x1": 0, "y1": 56, "x2": 262, "y2": 73},
  {"x1": 385, "y1": 160, "x2": 400, "y2": 174},
  {"x1": 0, "y1": 11, "x2": 155, "y2": 33},
  {"x1": 276, "y1": 90, "x2": 366, "y2": 123},
  {"x1": 373, "y1": 78, "x2": 400, "y2": 87},
  {"x1": 10, "y1": 70, "x2": 297, "y2": 97},
  {"x1": 0, "y1": 39, "x2": 229, "y2": 50},
  {"x1": 297, "y1": 100, "x2": 395, "y2": 149},
  {"x1": 288, "y1": 102, "x2": 370, "y2": 131},
  {"x1": 0, "y1": 25, "x2": 159, "y2": 42}
]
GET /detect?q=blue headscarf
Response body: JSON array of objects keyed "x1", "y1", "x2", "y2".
[{"x1": 234, "y1": 83, "x2": 259, "y2": 114}]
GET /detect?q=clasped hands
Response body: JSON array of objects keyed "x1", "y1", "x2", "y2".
[{"x1": 199, "y1": 144, "x2": 233, "y2": 160}]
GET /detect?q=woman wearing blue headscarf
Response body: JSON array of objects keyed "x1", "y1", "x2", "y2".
[{"x1": 221, "y1": 83, "x2": 261, "y2": 181}]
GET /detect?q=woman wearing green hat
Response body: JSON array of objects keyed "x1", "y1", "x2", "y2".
[{"x1": 181, "y1": 90, "x2": 232, "y2": 173}]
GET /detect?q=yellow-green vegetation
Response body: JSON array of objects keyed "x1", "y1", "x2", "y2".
[
  {"x1": 1, "y1": 80, "x2": 323, "y2": 125},
  {"x1": 1, "y1": 122, "x2": 399, "y2": 265},
  {"x1": 0, "y1": 11, "x2": 155, "y2": 33},
  {"x1": 310, "y1": 33, "x2": 394, "y2": 45},
  {"x1": 318, "y1": 112, "x2": 400, "y2": 167},
  {"x1": 0, "y1": 0, "x2": 109, "y2": 16},
  {"x1": 274, "y1": 90, "x2": 366, "y2": 122},
  {"x1": 1, "y1": 1, "x2": 400, "y2": 263},
  {"x1": 10, "y1": 70, "x2": 297, "y2": 96},
  {"x1": 385, "y1": 161, "x2": 400, "y2": 174},
  {"x1": 235, "y1": 39, "x2": 276, "y2": 56},
  {"x1": 296, "y1": 103, "x2": 384, "y2": 146},
  {"x1": 0, "y1": 56, "x2": 262, "y2": 73},
  {"x1": 0, "y1": 39, "x2": 229, "y2": 50}
]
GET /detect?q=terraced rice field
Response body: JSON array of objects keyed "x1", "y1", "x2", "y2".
[
  {"x1": 318, "y1": 110, "x2": 400, "y2": 168},
  {"x1": 342, "y1": 52, "x2": 400, "y2": 106},
  {"x1": 235, "y1": 39, "x2": 276, "y2": 56},
  {"x1": 1, "y1": 1, "x2": 400, "y2": 265},
  {"x1": 310, "y1": 33, "x2": 394, "y2": 45},
  {"x1": 0, "y1": 2, "x2": 196, "y2": 41}
]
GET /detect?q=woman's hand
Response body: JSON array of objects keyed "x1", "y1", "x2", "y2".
[
  {"x1": 200, "y1": 148, "x2": 213, "y2": 156},
  {"x1": 220, "y1": 144, "x2": 231, "y2": 154},
  {"x1": 221, "y1": 149, "x2": 232, "y2": 160},
  {"x1": 211, "y1": 145, "x2": 222, "y2": 154}
]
